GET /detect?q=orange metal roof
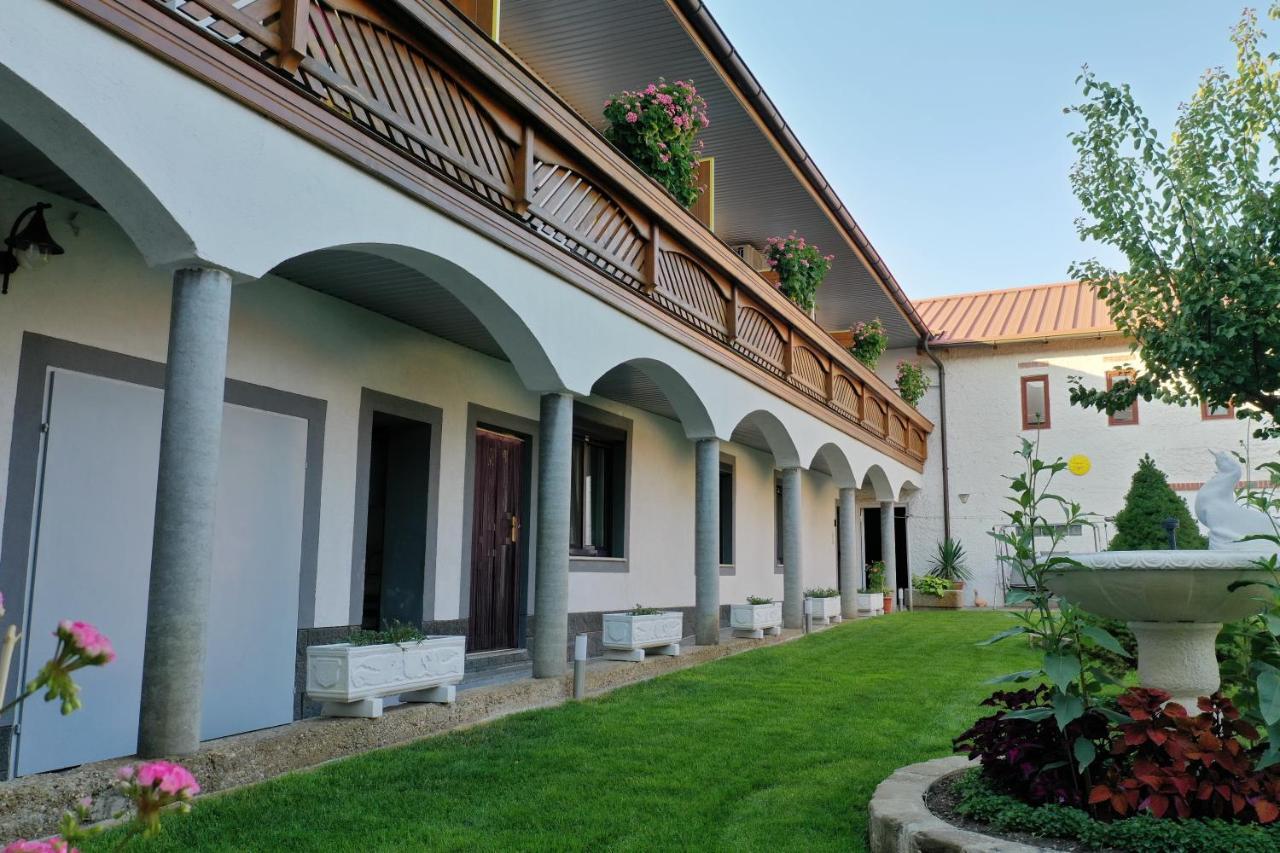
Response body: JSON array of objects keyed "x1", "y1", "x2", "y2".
[{"x1": 915, "y1": 281, "x2": 1117, "y2": 345}]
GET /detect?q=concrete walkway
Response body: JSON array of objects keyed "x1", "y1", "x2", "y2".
[{"x1": 0, "y1": 622, "x2": 850, "y2": 840}]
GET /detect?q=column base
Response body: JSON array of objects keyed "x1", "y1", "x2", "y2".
[{"x1": 1129, "y1": 621, "x2": 1222, "y2": 711}]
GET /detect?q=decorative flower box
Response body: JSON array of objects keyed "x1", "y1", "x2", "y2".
[
  {"x1": 601, "y1": 611, "x2": 683, "y2": 661},
  {"x1": 730, "y1": 602, "x2": 783, "y2": 639},
  {"x1": 856, "y1": 592, "x2": 882, "y2": 615},
  {"x1": 911, "y1": 589, "x2": 965, "y2": 610},
  {"x1": 306, "y1": 635, "x2": 466, "y2": 718},
  {"x1": 806, "y1": 596, "x2": 843, "y2": 625}
]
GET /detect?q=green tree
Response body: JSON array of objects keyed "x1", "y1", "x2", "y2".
[
  {"x1": 1065, "y1": 6, "x2": 1280, "y2": 436},
  {"x1": 1108, "y1": 454, "x2": 1206, "y2": 551}
]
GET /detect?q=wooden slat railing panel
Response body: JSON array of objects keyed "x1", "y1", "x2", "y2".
[
  {"x1": 790, "y1": 345, "x2": 828, "y2": 401},
  {"x1": 655, "y1": 250, "x2": 730, "y2": 339}
]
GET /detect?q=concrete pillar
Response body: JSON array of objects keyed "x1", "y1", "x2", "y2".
[
  {"x1": 781, "y1": 467, "x2": 804, "y2": 628},
  {"x1": 880, "y1": 500, "x2": 897, "y2": 604},
  {"x1": 694, "y1": 438, "x2": 720, "y2": 645},
  {"x1": 838, "y1": 488, "x2": 858, "y2": 619},
  {"x1": 532, "y1": 392, "x2": 573, "y2": 678},
  {"x1": 138, "y1": 266, "x2": 233, "y2": 757}
]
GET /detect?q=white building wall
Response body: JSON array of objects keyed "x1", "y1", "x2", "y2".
[{"x1": 888, "y1": 340, "x2": 1279, "y2": 606}]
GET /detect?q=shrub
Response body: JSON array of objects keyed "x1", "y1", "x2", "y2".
[
  {"x1": 1108, "y1": 454, "x2": 1206, "y2": 550},
  {"x1": 927, "y1": 537, "x2": 972, "y2": 583},
  {"x1": 862, "y1": 560, "x2": 886, "y2": 593},
  {"x1": 911, "y1": 575, "x2": 951, "y2": 597},
  {"x1": 745, "y1": 595, "x2": 774, "y2": 605},
  {"x1": 625, "y1": 604, "x2": 664, "y2": 616},
  {"x1": 603, "y1": 79, "x2": 709, "y2": 208},
  {"x1": 895, "y1": 361, "x2": 930, "y2": 407},
  {"x1": 847, "y1": 318, "x2": 888, "y2": 368},
  {"x1": 954, "y1": 770, "x2": 1280, "y2": 853},
  {"x1": 763, "y1": 233, "x2": 833, "y2": 313},
  {"x1": 347, "y1": 620, "x2": 428, "y2": 646},
  {"x1": 803, "y1": 587, "x2": 839, "y2": 599}
]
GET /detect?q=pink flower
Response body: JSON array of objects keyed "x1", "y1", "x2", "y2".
[
  {"x1": 767, "y1": 259, "x2": 778, "y2": 267},
  {"x1": 673, "y1": 115, "x2": 685, "y2": 128},
  {"x1": 625, "y1": 111, "x2": 639, "y2": 124},
  {"x1": 56, "y1": 621, "x2": 115, "y2": 664},
  {"x1": 656, "y1": 93, "x2": 673, "y2": 106},
  {"x1": 3, "y1": 840, "x2": 76, "y2": 853},
  {"x1": 134, "y1": 761, "x2": 200, "y2": 798},
  {"x1": 645, "y1": 83, "x2": 657, "y2": 95}
]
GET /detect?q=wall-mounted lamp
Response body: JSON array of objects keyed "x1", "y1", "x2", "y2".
[
  {"x1": 0, "y1": 203, "x2": 65, "y2": 295},
  {"x1": 958, "y1": 493, "x2": 971, "y2": 505}
]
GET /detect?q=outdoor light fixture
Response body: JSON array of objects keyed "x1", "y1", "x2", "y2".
[{"x1": 0, "y1": 202, "x2": 64, "y2": 295}]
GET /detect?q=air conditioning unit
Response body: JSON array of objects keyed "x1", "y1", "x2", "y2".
[{"x1": 732, "y1": 244, "x2": 770, "y2": 272}]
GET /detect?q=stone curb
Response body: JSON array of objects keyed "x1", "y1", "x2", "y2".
[
  {"x1": 868, "y1": 756, "x2": 1046, "y2": 852},
  {"x1": 0, "y1": 623, "x2": 821, "y2": 840}
]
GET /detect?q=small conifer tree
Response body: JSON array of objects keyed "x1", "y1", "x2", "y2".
[{"x1": 1108, "y1": 454, "x2": 1206, "y2": 550}]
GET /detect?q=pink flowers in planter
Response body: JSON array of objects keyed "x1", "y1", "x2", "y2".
[
  {"x1": 603, "y1": 79, "x2": 710, "y2": 209},
  {"x1": 763, "y1": 233, "x2": 835, "y2": 313}
]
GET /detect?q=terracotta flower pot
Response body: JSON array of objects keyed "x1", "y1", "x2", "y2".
[
  {"x1": 882, "y1": 593, "x2": 894, "y2": 614},
  {"x1": 951, "y1": 580, "x2": 966, "y2": 591}
]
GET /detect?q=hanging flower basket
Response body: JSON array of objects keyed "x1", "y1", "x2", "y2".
[
  {"x1": 763, "y1": 233, "x2": 833, "y2": 313},
  {"x1": 603, "y1": 79, "x2": 709, "y2": 209},
  {"x1": 896, "y1": 360, "x2": 931, "y2": 407},
  {"x1": 847, "y1": 318, "x2": 888, "y2": 368}
]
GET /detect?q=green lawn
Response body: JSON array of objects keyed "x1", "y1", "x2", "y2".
[{"x1": 99, "y1": 611, "x2": 1033, "y2": 852}]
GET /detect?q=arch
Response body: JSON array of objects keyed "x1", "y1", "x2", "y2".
[
  {"x1": 809, "y1": 442, "x2": 857, "y2": 488},
  {"x1": 588, "y1": 357, "x2": 716, "y2": 440},
  {"x1": 730, "y1": 409, "x2": 802, "y2": 469},
  {"x1": 860, "y1": 464, "x2": 895, "y2": 502},
  {"x1": 0, "y1": 63, "x2": 196, "y2": 269},
  {"x1": 897, "y1": 478, "x2": 923, "y2": 503},
  {"x1": 267, "y1": 243, "x2": 564, "y2": 393}
]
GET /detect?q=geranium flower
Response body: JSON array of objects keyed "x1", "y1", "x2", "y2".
[
  {"x1": 25, "y1": 621, "x2": 115, "y2": 715},
  {"x1": 625, "y1": 111, "x2": 638, "y2": 124},
  {"x1": 116, "y1": 761, "x2": 200, "y2": 837}
]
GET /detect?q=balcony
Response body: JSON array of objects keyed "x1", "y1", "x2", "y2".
[{"x1": 66, "y1": 0, "x2": 931, "y2": 467}]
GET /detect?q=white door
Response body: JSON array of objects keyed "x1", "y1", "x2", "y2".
[{"x1": 15, "y1": 369, "x2": 306, "y2": 775}]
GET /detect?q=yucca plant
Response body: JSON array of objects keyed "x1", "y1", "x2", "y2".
[{"x1": 927, "y1": 537, "x2": 972, "y2": 585}]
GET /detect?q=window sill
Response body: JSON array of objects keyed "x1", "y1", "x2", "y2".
[
  {"x1": 719, "y1": 564, "x2": 735, "y2": 577},
  {"x1": 774, "y1": 563, "x2": 784, "y2": 575},
  {"x1": 569, "y1": 556, "x2": 628, "y2": 573}
]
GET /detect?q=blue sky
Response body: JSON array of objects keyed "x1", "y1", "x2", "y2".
[{"x1": 710, "y1": 1, "x2": 1249, "y2": 299}]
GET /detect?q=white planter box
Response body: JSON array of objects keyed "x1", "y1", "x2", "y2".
[
  {"x1": 806, "y1": 596, "x2": 843, "y2": 625},
  {"x1": 855, "y1": 592, "x2": 881, "y2": 614},
  {"x1": 306, "y1": 635, "x2": 466, "y2": 718},
  {"x1": 601, "y1": 611, "x2": 683, "y2": 661},
  {"x1": 730, "y1": 602, "x2": 783, "y2": 639}
]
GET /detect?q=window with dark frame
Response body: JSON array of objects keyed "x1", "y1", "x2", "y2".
[
  {"x1": 1106, "y1": 370, "x2": 1139, "y2": 426},
  {"x1": 569, "y1": 418, "x2": 626, "y2": 558},
  {"x1": 1020, "y1": 374, "x2": 1050, "y2": 429},
  {"x1": 719, "y1": 461, "x2": 734, "y2": 565},
  {"x1": 1202, "y1": 401, "x2": 1235, "y2": 420}
]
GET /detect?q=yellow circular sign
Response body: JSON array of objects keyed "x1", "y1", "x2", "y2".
[{"x1": 1068, "y1": 454, "x2": 1091, "y2": 476}]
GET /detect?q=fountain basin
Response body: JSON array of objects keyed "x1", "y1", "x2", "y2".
[
  {"x1": 1044, "y1": 550, "x2": 1273, "y2": 622},
  {"x1": 1044, "y1": 550, "x2": 1273, "y2": 709}
]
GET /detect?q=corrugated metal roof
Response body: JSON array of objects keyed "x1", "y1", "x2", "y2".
[{"x1": 915, "y1": 281, "x2": 1117, "y2": 345}]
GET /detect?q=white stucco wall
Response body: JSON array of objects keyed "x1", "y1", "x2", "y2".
[{"x1": 889, "y1": 340, "x2": 1279, "y2": 606}]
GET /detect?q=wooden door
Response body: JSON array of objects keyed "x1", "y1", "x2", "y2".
[{"x1": 468, "y1": 429, "x2": 524, "y2": 650}]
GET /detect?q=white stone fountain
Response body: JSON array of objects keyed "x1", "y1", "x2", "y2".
[{"x1": 1044, "y1": 452, "x2": 1277, "y2": 709}]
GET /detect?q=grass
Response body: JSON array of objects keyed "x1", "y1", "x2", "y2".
[{"x1": 94, "y1": 611, "x2": 1033, "y2": 852}]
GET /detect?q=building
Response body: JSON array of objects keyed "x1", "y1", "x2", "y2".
[
  {"x1": 0, "y1": 0, "x2": 933, "y2": 777},
  {"x1": 895, "y1": 281, "x2": 1276, "y2": 606}
]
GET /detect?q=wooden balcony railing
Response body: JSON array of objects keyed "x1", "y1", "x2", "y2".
[{"x1": 66, "y1": 0, "x2": 932, "y2": 468}]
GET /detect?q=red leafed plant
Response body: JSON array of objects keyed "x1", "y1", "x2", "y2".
[{"x1": 1087, "y1": 688, "x2": 1280, "y2": 823}]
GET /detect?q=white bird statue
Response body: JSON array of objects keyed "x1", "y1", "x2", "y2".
[{"x1": 1194, "y1": 450, "x2": 1279, "y2": 552}]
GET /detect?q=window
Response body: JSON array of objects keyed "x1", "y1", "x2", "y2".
[
  {"x1": 569, "y1": 418, "x2": 626, "y2": 557},
  {"x1": 690, "y1": 157, "x2": 715, "y2": 230},
  {"x1": 1106, "y1": 370, "x2": 1139, "y2": 426},
  {"x1": 1202, "y1": 401, "x2": 1235, "y2": 420},
  {"x1": 719, "y1": 461, "x2": 734, "y2": 565},
  {"x1": 774, "y1": 477, "x2": 784, "y2": 567},
  {"x1": 1020, "y1": 374, "x2": 1050, "y2": 429},
  {"x1": 447, "y1": 0, "x2": 500, "y2": 39}
]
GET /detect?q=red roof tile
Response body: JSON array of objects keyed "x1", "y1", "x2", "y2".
[{"x1": 915, "y1": 282, "x2": 1117, "y2": 345}]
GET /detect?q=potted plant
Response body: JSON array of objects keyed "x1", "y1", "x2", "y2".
[
  {"x1": 803, "y1": 587, "x2": 842, "y2": 625},
  {"x1": 927, "y1": 537, "x2": 973, "y2": 590},
  {"x1": 858, "y1": 560, "x2": 886, "y2": 615},
  {"x1": 763, "y1": 233, "x2": 834, "y2": 314},
  {"x1": 601, "y1": 604, "x2": 683, "y2": 661},
  {"x1": 847, "y1": 318, "x2": 888, "y2": 369},
  {"x1": 603, "y1": 79, "x2": 709, "y2": 209},
  {"x1": 306, "y1": 622, "x2": 466, "y2": 718},
  {"x1": 910, "y1": 574, "x2": 963, "y2": 610},
  {"x1": 730, "y1": 595, "x2": 783, "y2": 639},
  {"x1": 895, "y1": 360, "x2": 931, "y2": 407}
]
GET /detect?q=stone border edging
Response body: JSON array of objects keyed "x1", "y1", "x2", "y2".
[
  {"x1": 0, "y1": 624, "x2": 817, "y2": 841},
  {"x1": 868, "y1": 756, "x2": 1045, "y2": 852}
]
